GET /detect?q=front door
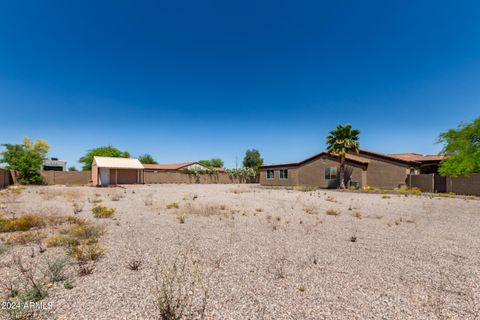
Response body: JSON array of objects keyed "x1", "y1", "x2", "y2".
[{"x1": 99, "y1": 168, "x2": 110, "y2": 186}]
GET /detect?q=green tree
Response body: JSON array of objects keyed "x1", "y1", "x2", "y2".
[
  {"x1": 438, "y1": 117, "x2": 480, "y2": 176},
  {"x1": 68, "y1": 166, "x2": 78, "y2": 172},
  {"x1": 243, "y1": 149, "x2": 263, "y2": 170},
  {"x1": 0, "y1": 138, "x2": 50, "y2": 184},
  {"x1": 79, "y1": 146, "x2": 130, "y2": 171},
  {"x1": 326, "y1": 124, "x2": 360, "y2": 189},
  {"x1": 199, "y1": 158, "x2": 224, "y2": 168},
  {"x1": 138, "y1": 154, "x2": 157, "y2": 164}
]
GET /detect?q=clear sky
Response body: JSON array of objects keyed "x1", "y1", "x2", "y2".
[{"x1": 0, "y1": 1, "x2": 479, "y2": 168}]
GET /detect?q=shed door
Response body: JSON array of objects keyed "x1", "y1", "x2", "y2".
[{"x1": 99, "y1": 168, "x2": 110, "y2": 186}]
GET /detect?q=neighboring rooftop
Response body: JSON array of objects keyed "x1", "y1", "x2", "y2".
[
  {"x1": 388, "y1": 153, "x2": 445, "y2": 162},
  {"x1": 93, "y1": 156, "x2": 144, "y2": 169},
  {"x1": 143, "y1": 162, "x2": 198, "y2": 170}
]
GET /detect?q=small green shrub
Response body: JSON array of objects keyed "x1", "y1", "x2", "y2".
[
  {"x1": 91, "y1": 205, "x2": 115, "y2": 218},
  {"x1": 166, "y1": 202, "x2": 179, "y2": 209}
]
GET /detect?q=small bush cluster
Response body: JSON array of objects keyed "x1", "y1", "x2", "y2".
[
  {"x1": 166, "y1": 202, "x2": 179, "y2": 209},
  {"x1": 91, "y1": 205, "x2": 115, "y2": 218},
  {"x1": 325, "y1": 209, "x2": 340, "y2": 216}
]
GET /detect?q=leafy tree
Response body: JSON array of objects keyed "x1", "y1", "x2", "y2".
[
  {"x1": 326, "y1": 124, "x2": 360, "y2": 189},
  {"x1": 68, "y1": 166, "x2": 78, "y2": 171},
  {"x1": 138, "y1": 154, "x2": 157, "y2": 164},
  {"x1": 438, "y1": 117, "x2": 480, "y2": 176},
  {"x1": 243, "y1": 149, "x2": 263, "y2": 170},
  {"x1": 199, "y1": 158, "x2": 224, "y2": 168},
  {"x1": 0, "y1": 138, "x2": 50, "y2": 184},
  {"x1": 79, "y1": 146, "x2": 130, "y2": 171}
]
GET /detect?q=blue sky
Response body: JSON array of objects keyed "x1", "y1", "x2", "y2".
[{"x1": 0, "y1": 0, "x2": 479, "y2": 168}]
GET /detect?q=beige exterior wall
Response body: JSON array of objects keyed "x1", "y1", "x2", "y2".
[{"x1": 92, "y1": 164, "x2": 98, "y2": 186}]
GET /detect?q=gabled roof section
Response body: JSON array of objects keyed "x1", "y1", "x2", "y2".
[
  {"x1": 93, "y1": 156, "x2": 144, "y2": 169},
  {"x1": 259, "y1": 148, "x2": 442, "y2": 169},
  {"x1": 260, "y1": 151, "x2": 369, "y2": 169}
]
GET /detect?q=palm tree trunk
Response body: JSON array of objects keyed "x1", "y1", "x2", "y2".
[{"x1": 339, "y1": 155, "x2": 346, "y2": 189}]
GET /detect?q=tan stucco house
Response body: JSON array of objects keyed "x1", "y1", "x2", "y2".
[
  {"x1": 259, "y1": 149, "x2": 444, "y2": 189},
  {"x1": 92, "y1": 156, "x2": 144, "y2": 186}
]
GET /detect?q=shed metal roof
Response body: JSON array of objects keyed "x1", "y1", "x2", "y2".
[{"x1": 93, "y1": 156, "x2": 144, "y2": 169}]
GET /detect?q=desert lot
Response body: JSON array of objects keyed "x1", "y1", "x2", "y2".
[{"x1": 1, "y1": 184, "x2": 480, "y2": 320}]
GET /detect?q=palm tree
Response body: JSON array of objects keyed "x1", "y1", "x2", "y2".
[{"x1": 326, "y1": 124, "x2": 360, "y2": 189}]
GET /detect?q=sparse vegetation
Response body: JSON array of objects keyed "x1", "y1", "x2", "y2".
[
  {"x1": 325, "y1": 209, "x2": 340, "y2": 216},
  {"x1": 166, "y1": 202, "x2": 179, "y2": 209},
  {"x1": 91, "y1": 205, "x2": 115, "y2": 218}
]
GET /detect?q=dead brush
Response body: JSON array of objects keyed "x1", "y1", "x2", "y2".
[
  {"x1": 72, "y1": 202, "x2": 84, "y2": 214},
  {"x1": 272, "y1": 254, "x2": 288, "y2": 279},
  {"x1": 110, "y1": 192, "x2": 123, "y2": 202},
  {"x1": 144, "y1": 194, "x2": 153, "y2": 206},
  {"x1": 303, "y1": 206, "x2": 318, "y2": 215},
  {"x1": 325, "y1": 209, "x2": 340, "y2": 216},
  {"x1": 154, "y1": 250, "x2": 214, "y2": 320},
  {"x1": 181, "y1": 203, "x2": 224, "y2": 217},
  {"x1": 127, "y1": 258, "x2": 143, "y2": 271}
]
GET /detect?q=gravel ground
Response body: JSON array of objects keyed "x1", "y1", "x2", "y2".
[{"x1": 1, "y1": 184, "x2": 480, "y2": 319}]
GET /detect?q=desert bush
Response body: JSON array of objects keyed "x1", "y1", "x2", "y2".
[
  {"x1": 144, "y1": 194, "x2": 153, "y2": 206},
  {"x1": 363, "y1": 185, "x2": 378, "y2": 192},
  {"x1": 67, "y1": 242, "x2": 105, "y2": 262},
  {"x1": 154, "y1": 251, "x2": 212, "y2": 320},
  {"x1": 72, "y1": 202, "x2": 84, "y2": 214},
  {"x1": 0, "y1": 214, "x2": 46, "y2": 232},
  {"x1": 382, "y1": 195, "x2": 391, "y2": 199},
  {"x1": 303, "y1": 206, "x2": 317, "y2": 215},
  {"x1": 127, "y1": 258, "x2": 143, "y2": 271},
  {"x1": 45, "y1": 235, "x2": 70, "y2": 247},
  {"x1": 44, "y1": 257, "x2": 67, "y2": 283},
  {"x1": 325, "y1": 196, "x2": 337, "y2": 203},
  {"x1": 91, "y1": 205, "x2": 115, "y2": 218},
  {"x1": 7, "y1": 231, "x2": 47, "y2": 245},
  {"x1": 325, "y1": 209, "x2": 340, "y2": 216},
  {"x1": 352, "y1": 212, "x2": 362, "y2": 219},
  {"x1": 255, "y1": 208, "x2": 263, "y2": 212},
  {"x1": 176, "y1": 214, "x2": 186, "y2": 224},
  {"x1": 68, "y1": 222, "x2": 104, "y2": 243},
  {"x1": 166, "y1": 202, "x2": 179, "y2": 209},
  {"x1": 110, "y1": 192, "x2": 123, "y2": 201},
  {"x1": 272, "y1": 254, "x2": 288, "y2": 279}
]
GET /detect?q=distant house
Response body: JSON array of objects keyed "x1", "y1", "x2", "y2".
[
  {"x1": 143, "y1": 162, "x2": 224, "y2": 172},
  {"x1": 43, "y1": 158, "x2": 67, "y2": 171},
  {"x1": 259, "y1": 149, "x2": 444, "y2": 189},
  {"x1": 92, "y1": 156, "x2": 144, "y2": 186}
]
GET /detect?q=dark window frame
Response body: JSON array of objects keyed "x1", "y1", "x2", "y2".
[
  {"x1": 279, "y1": 169, "x2": 288, "y2": 179},
  {"x1": 325, "y1": 167, "x2": 337, "y2": 180},
  {"x1": 266, "y1": 169, "x2": 275, "y2": 179}
]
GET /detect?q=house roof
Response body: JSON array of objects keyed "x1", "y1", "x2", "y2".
[
  {"x1": 260, "y1": 151, "x2": 369, "y2": 169},
  {"x1": 259, "y1": 149, "x2": 444, "y2": 169},
  {"x1": 387, "y1": 153, "x2": 445, "y2": 162},
  {"x1": 93, "y1": 156, "x2": 144, "y2": 169}
]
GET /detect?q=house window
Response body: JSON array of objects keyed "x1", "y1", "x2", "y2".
[
  {"x1": 280, "y1": 169, "x2": 288, "y2": 179},
  {"x1": 325, "y1": 167, "x2": 337, "y2": 179},
  {"x1": 267, "y1": 169, "x2": 274, "y2": 179}
]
